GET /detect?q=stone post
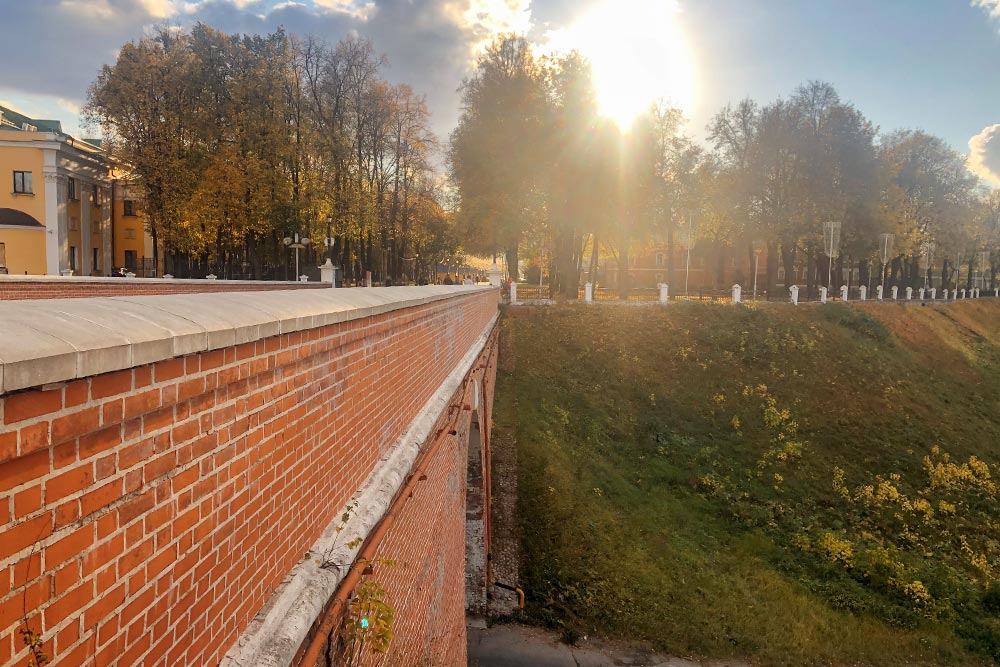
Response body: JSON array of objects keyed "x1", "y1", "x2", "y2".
[
  {"x1": 929, "y1": 288, "x2": 936, "y2": 300},
  {"x1": 859, "y1": 285, "x2": 867, "y2": 301},
  {"x1": 206, "y1": 273, "x2": 217, "y2": 280},
  {"x1": 658, "y1": 283, "x2": 668, "y2": 303},
  {"x1": 790, "y1": 284, "x2": 799, "y2": 305},
  {"x1": 320, "y1": 258, "x2": 337, "y2": 287},
  {"x1": 365, "y1": 271, "x2": 373, "y2": 288},
  {"x1": 943, "y1": 289, "x2": 949, "y2": 300},
  {"x1": 916, "y1": 287, "x2": 923, "y2": 300},
  {"x1": 995, "y1": 288, "x2": 999, "y2": 298},
  {"x1": 960, "y1": 288, "x2": 966, "y2": 299},
  {"x1": 840, "y1": 285, "x2": 849, "y2": 301},
  {"x1": 820, "y1": 286, "x2": 828, "y2": 304},
  {"x1": 510, "y1": 282, "x2": 518, "y2": 304},
  {"x1": 891, "y1": 285, "x2": 898, "y2": 300},
  {"x1": 585, "y1": 282, "x2": 594, "y2": 302},
  {"x1": 487, "y1": 263, "x2": 502, "y2": 287},
  {"x1": 732, "y1": 284, "x2": 741, "y2": 304}
]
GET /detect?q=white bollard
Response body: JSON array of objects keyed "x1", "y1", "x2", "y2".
[
  {"x1": 859, "y1": 285, "x2": 867, "y2": 301},
  {"x1": 975, "y1": 288, "x2": 980, "y2": 298},
  {"x1": 960, "y1": 288, "x2": 966, "y2": 299},
  {"x1": 510, "y1": 282, "x2": 518, "y2": 304},
  {"x1": 658, "y1": 283, "x2": 668, "y2": 304},
  {"x1": 790, "y1": 284, "x2": 799, "y2": 305},
  {"x1": 953, "y1": 288, "x2": 958, "y2": 300},
  {"x1": 841, "y1": 285, "x2": 849, "y2": 301},
  {"x1": 930, "y1": 288, "x2": 936, "y2": 300},
  {"x1": 943, "y1": 289, "x2": 949, "y2": 300},
  {"x1": 732, "y1": 284, "x2": 742, "y2": 304},
  {"x1": 876, "y1": 285, "x2": 883, "y2": 301},
  {"x1": 907, "y1": 287, "x2": 914, "y2": 300},
  {"x1": 995, "y1": 288, "x2": 999, "y2": 298},
  {"x1": 488, "y1": 263, "x2": 503, "y2": 287},
  {"x1": 585, "y1": 282, "x2": 594, "y2": 302},
  {"x1": 892, "y1": 285, "x2": 898, "y2": 300},
  {"x1": 917, "y1": 287, "x2": 923, "y2": 301},
  {"x1": 820, "y1": 286, "x2": 828, "y2": 304},
  {"x1": 365, "y1": 271, "x2": 373, "y2": 288}
]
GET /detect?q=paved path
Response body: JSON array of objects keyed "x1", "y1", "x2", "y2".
[{"x1": 467, "y1": 622, "x2": 749, "y2": 667}]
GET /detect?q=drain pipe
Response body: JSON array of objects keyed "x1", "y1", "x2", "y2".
[{"x1": 297, "y1": 377, "x2": 475, "y2": 667}]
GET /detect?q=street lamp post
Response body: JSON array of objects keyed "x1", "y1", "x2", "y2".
[
  {"x1": 921, "y1": 242, "x2": 935, "y2": 290},
  {"x1": 752, "y1": 239, "x2": 765, "y2": 300},
  {"x1": 283, "y1": 232, "x2": 311, "y2": 279},
  {"x1": 680, "y1": 210, "x2": 697, "y2": 298},
  {"x1": 823, "y1": 221, "x2": 842, "y2": 296},
  {"x1": 878, "y1": 232, "x2": 894, "y2": 290}
]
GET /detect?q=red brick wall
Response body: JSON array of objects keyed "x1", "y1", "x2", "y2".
[
  {"x1": 0, "y1": 279, "x2": 327, "y2": 300},
  {"x1": 322, "y1": 329, "x2": 498, "y2": 667},
  {"x1": 0, "y1": 289, "x2": 498, "y2": 667}
]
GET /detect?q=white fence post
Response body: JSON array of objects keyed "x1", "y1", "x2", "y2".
[
  {"x1": 943, "y1": 288, "x2": 949, "y2": 300},
  {"x1": 510, "y1": 282, "x2": 518, "y2": 304},
  {"x1": 790, "y1": 285, "x2": 799, "y2": 305},
  {"x1": 732, "y1": 284, "x2": 742, "y2": 304},
  {"x1": 658, "y1": 283, "x2": 668, "y2": 304},
  {"x1": 585, "y1": 282, "x2": 593, "y2": 302},
  {"x1": 840, "y1": 285, "x2": 849, "y2": 301},
  {"x1": 859, "y1": 285, "x2": 867, "y2": 301},
  {"x1": 891, "y1": 285, "x2": 898, "y2": 300},
  {"x1": 960, "y1": 288, "x2": 966, "y2": 299},
  {"x1": 820, "y1": 286, "x2": 828, "y2": 304},
  {"x1": 876, "y1": 285, "x2": 883, "y2": 301},
  {"x1": 930, "y1": 288, "x2": 936, "y2": 300}
]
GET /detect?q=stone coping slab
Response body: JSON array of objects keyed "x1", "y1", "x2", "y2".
[
  {"x1": 0, "y1": 274, "x2": 314, "y2": 286},
  {"x1": 0, "y1": 285, "x2": 494, "y2": 395}
]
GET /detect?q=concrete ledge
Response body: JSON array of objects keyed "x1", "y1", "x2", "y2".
[
  {"x1": 219, "y1": 311, "x2": 500, "y2": 667},
  {"x1": 0, "y1": 274, "x2": 316, "y2": 286},
  {"x1": 0, "y1": 285, "x2": 495, "y2": 395}
]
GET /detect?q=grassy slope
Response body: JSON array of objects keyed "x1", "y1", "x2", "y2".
[{"x1": 494, "y1": 300, "x2": 1000, "y2": 667}]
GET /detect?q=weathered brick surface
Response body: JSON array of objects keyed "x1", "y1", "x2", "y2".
[
  {"x1": 0, "y1": 278, "x2": 326, "y2": 300},
  {"x1": 0, "y1": 288, "x2": 497, "y2": 667}
]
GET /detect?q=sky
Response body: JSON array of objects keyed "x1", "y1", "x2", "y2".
[{"x1": 1, "y1": 0, "x2": 998, "y2": 185}]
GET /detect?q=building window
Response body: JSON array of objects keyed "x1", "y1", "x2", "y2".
[
  {"x1": 92, "y1": 184, "x2": 101, "y2": 206},
  {"x1": 13, "y1": 171, "x2": 32, "y2": 194},
  {"x1": 124, "y1": 227, "x2": 136, "y2": 240},
  {"x1": 0, "y1": 242, "x2": 6, "y2": 268},
  {"x1": 124, "y1": 250, "x2": 137, "y2": 270},
  {"x1": 655, "y1": 252, "x2": 664, "y2": 267},
  {"x1": 68, "y1": 178, "x2": 77, "y2": 200},
  {"x1": 123, "y1": 200, "x2": 136, "y2": 217},
  {"x1": 69, "y1": 246, "x2": 77, "y2": 271},
  {"x1": 69, "y1": 217, "x2": 80, "y2": 232}
]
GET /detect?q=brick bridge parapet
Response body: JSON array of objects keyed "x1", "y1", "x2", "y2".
[{"x1": 0, "y1": 285, "x2": 499, "y2": 667}]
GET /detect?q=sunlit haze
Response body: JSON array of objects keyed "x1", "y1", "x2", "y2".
[{"x1": 543, "y1": 0, "x2": 695, "y2": 128}]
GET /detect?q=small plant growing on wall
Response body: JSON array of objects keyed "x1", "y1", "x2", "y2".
[{"x1": 338, "y1": 571, "x2": 396, "y2": 667}]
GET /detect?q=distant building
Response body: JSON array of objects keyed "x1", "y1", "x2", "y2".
[{"x1": 0, "y1": 104, "x2": 155, "y2": 276}]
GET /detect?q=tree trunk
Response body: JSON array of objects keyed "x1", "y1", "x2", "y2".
[
  {"x1": 780, "y1": 241, "x2": 796, "y2": 296},
  {"x1": 766, "y1": 241, "x2": 778, "y2": 297}
]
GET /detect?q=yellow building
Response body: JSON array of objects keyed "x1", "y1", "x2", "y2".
[{"x1": 0, "y1": 105, "x2": 154, "y2": 276}]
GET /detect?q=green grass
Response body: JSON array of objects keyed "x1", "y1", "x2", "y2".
[{"x1": 494, "y1": 300, "x2": 1000, "y2": 666}]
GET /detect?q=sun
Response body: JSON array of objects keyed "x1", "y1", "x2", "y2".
[{"x1": 543, "y1": 0, "x2": 696, "y2": 128}]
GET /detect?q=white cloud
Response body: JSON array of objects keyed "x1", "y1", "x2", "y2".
[
  {"x1": 968, "y1": 124, "x2": 1000, "y2": 187},
  {"x1": 445, "y1": 0, "x2": 533, "y2": 57},
  {"x1": 314, "y1": 0, "x2": 377, "y2": 21},
  {"x1": 972, "y1": 0, "x2": 1000, "y2": 19}
]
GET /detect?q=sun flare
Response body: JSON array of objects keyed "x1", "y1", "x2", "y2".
[{"x1": 543, "y1": 0, "x2": 695, "y2": 128}]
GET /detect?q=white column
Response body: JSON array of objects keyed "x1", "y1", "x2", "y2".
[
  {"x1": 43, "y1": 167, "x2": 68, "y2": 276},
  {"x1": 930, "y1": 288, "x2": 936, "y2": 300},
  {"x1": 585, "y1": 282, "x2": 593, "y2": 302},
  {"x1": 658, "y1": 283, "x2": 668, "y2": 303},
  {"x1": 101, "y1": 185, "x2": 112, "y2": 275},
  {"x1": 731, "y1": 284, "x2": 741, "y2": 304},
  {"x1": 790, "y1": 285, "x2": 799, "y2": 305},
  {"x1": 915, "y1": 287, "x2": 922, "y2": 300},
  {"x1": 891, "y1": 286, "x2": 898, "y2": 300},
  {"x1": 820, "y1": 286, "x2": 828, "y2": 304},
  {"x1": 80, "y1": 180, "x2": 92, "y2": 276},
  {"x1": 840, "y1": 285, "x2": 848, "y2": 301},
  {"x1": 876, "y1": 285, "x2": 883, "y2": 300},
  {"x1": 859, "y1": 285, "x2": 867, "y2": 301},
  {"x1": 943, "y1": 288, "x2": 949, "y2": 300},
  {"x1": 488, "y1": 263, "x2": 502, "y2": 287},
  {"x1": 960, "y1": 288, "x2": 966, "y2": 299},
  {"x1": 510, "y1": 282, "x2": 518, "y2": 304}
]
